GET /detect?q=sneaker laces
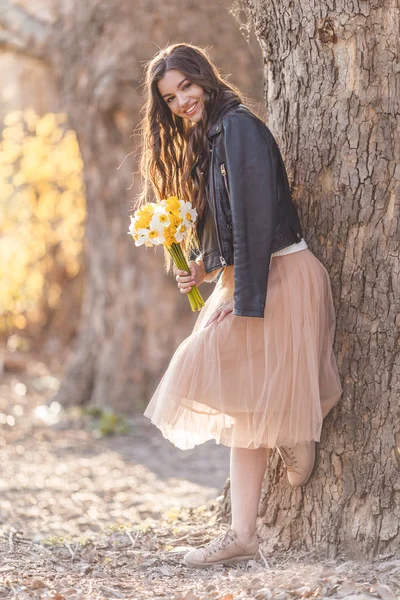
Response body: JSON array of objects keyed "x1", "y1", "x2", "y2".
[
  {"x1": 201, "y1": 528, "x2": 237, "y2": 556},
  {"x1": 278, "y1": 445, "x2": 298, "y2": 468}
]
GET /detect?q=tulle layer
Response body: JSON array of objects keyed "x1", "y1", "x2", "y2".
[{"x1": 144, "y1": 248, "x2": 342, "y2": 450}]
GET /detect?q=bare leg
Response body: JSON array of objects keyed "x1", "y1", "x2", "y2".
[
  {"x1": 230, "y1": 446, "x2": 270, "y2": 544},
  {"x1": 183, "y1": 447, "x2": 269, "y2": 568}
]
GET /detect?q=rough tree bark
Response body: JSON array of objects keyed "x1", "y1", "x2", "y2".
[
  {"x1": 0, "y1": 0, "x2": 262, "y2": 411},
  {"x1": 235, "y1": 0, "x2": 399, "y2": 559}
]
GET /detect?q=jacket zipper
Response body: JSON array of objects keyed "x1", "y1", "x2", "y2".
[
  {"x1": 220, "y1": 163, "x2": 231, "y2": 205},
  {"x1": 210, "y1": 149, "x2": 227, "y2": 267}
]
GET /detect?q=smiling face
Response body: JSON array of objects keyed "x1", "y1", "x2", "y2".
[{"x1": 157, "y1": 69, "x2": 206, "y2": 123}]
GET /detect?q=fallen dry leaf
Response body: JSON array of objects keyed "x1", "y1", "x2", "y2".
[
  {"x1": 30, "y1": 579, "x2": 48, "y2": 590},
  {"x1": 336, "y1": 581, "x2": 357, "y2": 598},
  {"x1": 180, "y1": 592, "x2": 199, "y2": 600},
  {"x1": 158, "y1": 564, "x2": 173, "y2": 576},
  {"x1": 371, "y1": 583, "x2": 396, "y2": 600}
]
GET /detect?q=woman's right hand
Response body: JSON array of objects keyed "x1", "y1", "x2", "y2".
[{"x1": 173, "y1": 260, "x2": 205, "y2": 294}]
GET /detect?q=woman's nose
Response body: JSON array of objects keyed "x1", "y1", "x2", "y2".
[{"x1": 177, "y1": 93, "x2": 189, "y2": 111}]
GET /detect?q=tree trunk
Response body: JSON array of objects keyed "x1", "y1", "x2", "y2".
[
  {"x1": 0, "y1": 0, "x2": 263, "y2": 412},
  {"x1": 240, "y1": 0, "x2": 400, "y2": 559}
]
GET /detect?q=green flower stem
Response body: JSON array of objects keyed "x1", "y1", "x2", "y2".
[
  {"x1": 168, "y1": 245, "x2": 195, "y2": 311},
  {"x1": 168, "y1": 243, "x2": 205, "y2": 312}
]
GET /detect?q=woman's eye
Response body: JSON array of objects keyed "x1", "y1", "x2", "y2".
[{"x1": 165, "y1": 83, "x2": 191, "y2": 104}]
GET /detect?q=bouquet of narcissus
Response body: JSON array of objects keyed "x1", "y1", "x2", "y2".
[{"x1": 128, "y1": 196, "x2": 205, "y2": 311}]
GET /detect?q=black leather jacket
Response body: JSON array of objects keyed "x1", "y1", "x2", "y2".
[{"x1": 191, "y1": 103, "x2": 304, "y2": 318}]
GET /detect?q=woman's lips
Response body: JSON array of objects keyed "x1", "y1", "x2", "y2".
[{"x1": 185, "y1": 101, "x2": 199, "y2": 116}]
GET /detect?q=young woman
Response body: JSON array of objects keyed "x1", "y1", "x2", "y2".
[{"x1": 137, "y1": 42, "x2": 342, "y2": 568}]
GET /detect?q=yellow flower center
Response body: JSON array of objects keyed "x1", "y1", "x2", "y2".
[{"x1": 149, "y1": 230, "x2": 159, "y2": 239}]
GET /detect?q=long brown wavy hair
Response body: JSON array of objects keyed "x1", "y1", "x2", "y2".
[{"x1": 134, "y1": 42, "x2": 247, "y2": 272}]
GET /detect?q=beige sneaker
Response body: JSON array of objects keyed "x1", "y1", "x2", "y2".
[
  {"x1": 183, "y1": 528, "x2": 259, "y2": 568},
  {"x1": 277, "y1": 441, "x2": 316, "y2": 487}
]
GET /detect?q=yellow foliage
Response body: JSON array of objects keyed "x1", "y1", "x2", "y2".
[
  {"x1": 35, "y1": 112, "x2": 57, "y2": 138},
  {"x1": 0, "y1": 110, "x2": 86, "y2": 335},
  {"x1": 14, "y1": 315, "x2": 27, "y2": 329}
]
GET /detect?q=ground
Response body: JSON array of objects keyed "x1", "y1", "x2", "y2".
[{"x1": 0, "y1": 354, "x2": 399, "y2": 600}]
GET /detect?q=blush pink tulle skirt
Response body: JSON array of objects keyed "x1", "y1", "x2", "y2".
[{"x1": 144, "y1": 248, "x2": 342, "y2": 450}]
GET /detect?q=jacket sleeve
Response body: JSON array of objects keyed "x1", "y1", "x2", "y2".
[{"x1": 222, "y1": 115, "x2": 277, "y2": 318}]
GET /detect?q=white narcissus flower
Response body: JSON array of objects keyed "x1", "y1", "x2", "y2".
[
  {"x1": 174, "y1": 223, "x2": 187, "y2": 243},
  {"x1": 147, "y1": 228, "x2": 166, "y2": 245},
  {"x1": 179, "y1": 200, "x2": 197, "y2": 225},
  {"x1": 128, "y1": 215, "x2": 138, "y2": 235},
  {"x1": 174, "y1": 230, "x2": 185, "y2": 243},
  {"x1": 132, "y1": 227, "x2": 152, "y2": 247},
  {"x1": 150, "y1": 206, "x2": 170, "y2": 230}
]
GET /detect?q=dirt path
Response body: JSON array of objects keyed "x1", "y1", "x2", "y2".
[{"x1": 0, "y1": 355, "x2": 399, "y2": 599}]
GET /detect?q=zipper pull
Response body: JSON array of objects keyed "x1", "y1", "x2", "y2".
[
  {"x1": 219, "y1": 256, "x2": 227, "y2": 267},
  {"x1": 220, "y1": 163, "x2": 226, "y2": 176}
]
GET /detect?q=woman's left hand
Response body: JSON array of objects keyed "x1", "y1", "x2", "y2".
[{"x1": 204, "y1": 298, "x2": 234, "y2": 327}]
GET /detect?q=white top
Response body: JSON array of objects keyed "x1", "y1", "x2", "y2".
[
  {"x1": 271, "y1": 237, "x2": 308, "y2": 257},
  {"x1": 197, "y1": 238, "x2": 308, "y2": 274}
]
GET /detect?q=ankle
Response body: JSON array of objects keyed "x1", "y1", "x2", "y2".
[{"x1": 230, "y1": 525, "x2": 257, "y2": 545}]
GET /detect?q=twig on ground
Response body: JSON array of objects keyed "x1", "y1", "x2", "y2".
[
  {"x1": 126, "y1": 530, "x2": 140, "y2": 548},
  {"x1": 99, "y1": 585, "x2": 125, "y2": 598},
  {"x1": 8, "y1": 528, "x2": 17, "y2": 553},
  {"x1": 38, "y1": 542, "x2": 53, "y2": 554},
  {"x1": 65, "y1": 541, "x2": 79, "y2": 560},
  {"x1": 1, "y1": 532, "x2": 33, "y2": 547},
  {"x1": 164, "y1": 528, "x2": 211, "y2": 545},
  {"x1": 258, "y1": 546, "x2": 271, "y2": 569}
]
